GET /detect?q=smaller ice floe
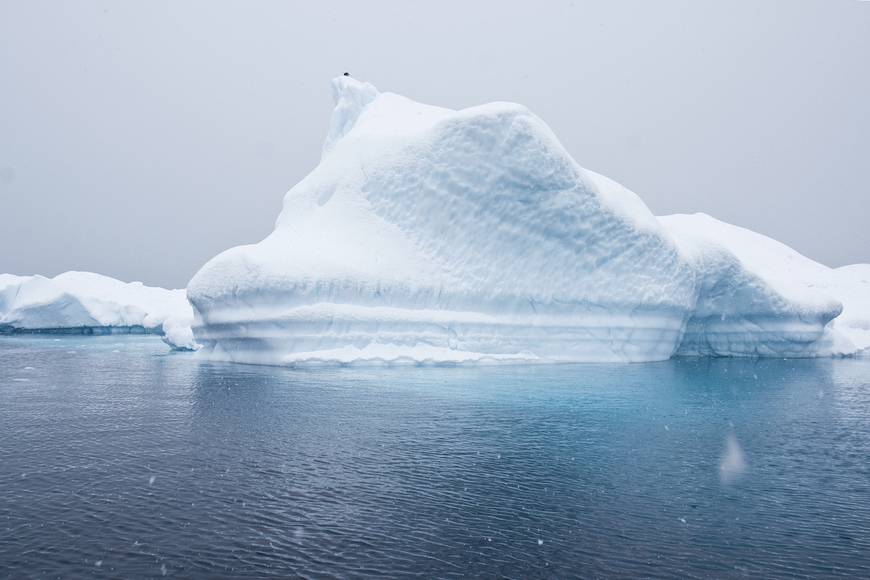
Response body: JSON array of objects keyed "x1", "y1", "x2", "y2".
[
  {"x1": 719, "y1": 432, "x2": 748, "y2": 484},
  {"x1": 161, "y1": 310, "x2": 199, "y2": 352}
]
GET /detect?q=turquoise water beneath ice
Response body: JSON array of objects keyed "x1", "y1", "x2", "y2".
[{"x1": 1, "y1": 336, "x2": 868, "y2": 578}]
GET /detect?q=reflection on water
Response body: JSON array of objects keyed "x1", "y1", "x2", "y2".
[{"x1": 1, "y1": 336, "x2": 868, "y2": 578}]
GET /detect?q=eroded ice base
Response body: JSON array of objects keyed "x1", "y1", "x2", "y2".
[
  {"x1": 193, "y1": 302, "x2": 687, "y2": 365},
  {"x1": 675, "y1": 316, "x2": 851, "y2": 358}
]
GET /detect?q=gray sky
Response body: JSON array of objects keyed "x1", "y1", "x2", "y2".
[{"x1": 2, "y1": 0, "x2": 868, "y2": 289}]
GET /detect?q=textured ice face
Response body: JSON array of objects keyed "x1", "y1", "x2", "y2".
[{"x1": 187, "y1": 78, "x2": 863, "y2": 365}]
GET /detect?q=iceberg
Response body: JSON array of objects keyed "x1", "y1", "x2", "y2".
[
  {"x1": 0, "y1": 271, "x2": 197, "y2": 350},
  {"x1": 186, "y1": 76, "x2": 867, "y2": 365},
  {"x1": 188, "y1": 76, "x2": 698, "y2": 364}
]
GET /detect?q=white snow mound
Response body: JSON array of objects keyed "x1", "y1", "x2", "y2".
[
  {"x1": 187, "y1": 77, "x2": 867, "y2": 365},
  {"x1": 0, "y1": 271, "x2": 197, "y2": 350}
]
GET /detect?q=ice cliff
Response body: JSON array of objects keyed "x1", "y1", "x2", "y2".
[
  {"x1": 0, "y1": 272, "x2": 197, "y2": 350},
  {"x1": 185, "y1": 76, "x2": 868, "y2": 365}
]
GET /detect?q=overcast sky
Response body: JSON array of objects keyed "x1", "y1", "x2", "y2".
[{"x1": 1, "y1": 1, "x2": 868, "y2": 288}]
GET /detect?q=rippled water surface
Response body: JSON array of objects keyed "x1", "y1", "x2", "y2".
[{"x1": 1, "y1": 336, "x2": 869, "y2": 578}]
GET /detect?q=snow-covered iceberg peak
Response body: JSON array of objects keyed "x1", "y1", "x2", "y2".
[
  {"x1": 323, "y1": 75, "x2": 380, "y2": 154},
  {"x1": 189, "y1": 77, "x2": 699, "y2": 365}
]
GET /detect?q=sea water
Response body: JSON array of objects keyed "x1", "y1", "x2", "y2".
[{"x1": 1, "y1": 336, "x2": 868, "y2": 578}]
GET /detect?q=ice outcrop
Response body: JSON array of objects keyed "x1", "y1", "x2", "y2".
[
  {"x1": 159, "y1": 312, "x2": 198, "y2": 351},
  {"x1": 187, "y1": 77, "x2": 867, "y2": 365},
  {"x1": 0, "y1": 271, "x2": 197, "y2": 350},
  {"x1": 827, "y1": 264, "x2": 870, "y2": 351},
  {"x1": 660, "y1": 214, "x2": 869, "y2": 356}
]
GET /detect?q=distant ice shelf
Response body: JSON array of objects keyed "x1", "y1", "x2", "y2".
[
  {"x1": 0, "y1": 272, "x2": 197, "y2": 351},
  {"x1": 183, "y1": 76, "x2": 869, "y2": 365}
]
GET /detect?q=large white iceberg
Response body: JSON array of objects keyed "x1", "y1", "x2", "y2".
[
  {"x1": 0, "y1": 271, "x2": 197, "y2": 350},
  {"x1": 186, "y1": 77, "x2": 867, "y2": 365}
]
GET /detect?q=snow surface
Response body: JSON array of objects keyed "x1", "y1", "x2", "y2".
[
  {"x1": 0, "y1": 272, "x2": 197, "y2": 350},
  {"x1": 187, "y1": 76, "x2": 868, "y2": 365}
]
